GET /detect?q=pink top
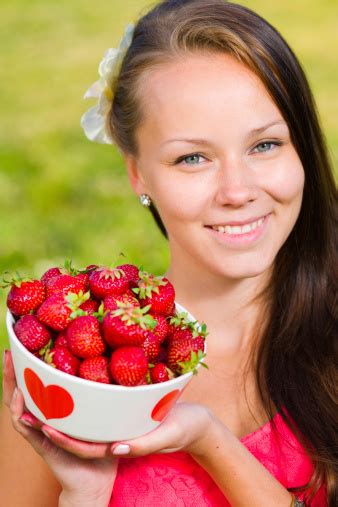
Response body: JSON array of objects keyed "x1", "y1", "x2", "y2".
[{"x1": 110, "y1": 412, "x2": 327, "y2": 506}]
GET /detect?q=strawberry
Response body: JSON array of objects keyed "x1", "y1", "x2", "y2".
[
  {"x1": 133, "y1": 272, "x2": 175, "y2": 316},
  {"x1": 79, "y1": 356, "x2": 111, "y2": 384},
  {"x1": 102, "y1": 304, "x2": 157, "y2": 348},
  {"x1": 45, "y1": 346, "x2": 80, "y2": 376},
  {"x1": 45, "y1": 274, "x2": 88, "y2": 298},
  {"x1": 141, "y1": 331, "x2": 161, "y2": 361},
  {"x1": 151, "y1": 313, "x2": 169, "y2": 342},
  {"x1": 54, "y1": 332, "x2": 68, "y2": 348},
  {"x1": 40, "y1": 267, "x2": 62, "y2": 285},
  {"x1": 89, "y1": 266, "x2": 129, "y2": 299},
  {"x1": 2, "y1": 273, "x2": 45, "y2": 316},
  {"x1": 167, "y1": 336, "x2": 206, "y2": 374},
  {"x1": 190, "y1": 335, "x2": 206, "y2": 353},
  {"x1": 110, "y1": 346, "x2": 148, "y2": 386},
  {"x1": 79, "y1": 298, "x2": 100, "y2": 315},
  {"x1": 150, "y1": 363, "x2": 174, "y2": 384},
  {"x1": 168, "y1": 312, "x2": 208, "y2": 344},
  {"x1": 36, "y1": 291, "x2": 88, "y2": 331},
  {"x1": 170, "y1": 326, "x2": 194, "y2": 342},
  {"x1": 13, "y1": 315, "x2": 51, "y2": 352},
  {"x1": 116, "y1": 263, "x2": 140, "y2": 286},
  {"x1": 103, "y1": 290, "x2": 139, "y2": 312},
  {"x1": 66, "y1": 315, "x2": 106, "y2": 358}
]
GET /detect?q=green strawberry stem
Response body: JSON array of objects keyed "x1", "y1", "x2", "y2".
[
  {"x1": 65, "y1": 290, "x2": 91, "y2": 319},
  {"x1": 111, "y1": 304, "x2": 157, "y2": 329},
  {"x1": 0, "y1": 271, "x2": 31, "y2": 289},
  {"x1": 179, "y1": 350, "x2": 208, "y2": 375},
  {"x1": 93, "y1": 302, "x2": 108, "y2": 323},
  {"x1": 133, "y1": 271, "x2": 167, "y2": 299},
  {"x1": 169, "y1": 312, "x2": 208, "y2": 339}
]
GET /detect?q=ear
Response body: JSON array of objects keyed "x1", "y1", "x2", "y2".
[{"x1": 124, "y1": 154, "x2": 149, "y2": 197}]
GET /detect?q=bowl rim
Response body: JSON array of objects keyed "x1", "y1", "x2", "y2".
[{"x1": 7, "y1": 302, "x2": 206, "y2": 392}]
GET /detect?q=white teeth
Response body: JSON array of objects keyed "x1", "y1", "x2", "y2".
[
  {"x1": 232, "y1": 226, "x2": 242, "y2": 234},
  {"x1": 242, "y1": 224, "x2": 252, "y2": 233},
  {"x1": 212, "y1": 216, "x2": 266, "y2": 235}
]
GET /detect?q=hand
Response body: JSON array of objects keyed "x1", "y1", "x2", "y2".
[
  {"x1": 2, "y1": 350, "x2": 118, "y2": 504},
  {"x1": 109, "y1": 401, "x2": 215, "y2": 458}
]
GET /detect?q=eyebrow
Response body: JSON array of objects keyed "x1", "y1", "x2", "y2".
[{"x1": 161, "y1": 120, "x2": 287, "y2": 146}]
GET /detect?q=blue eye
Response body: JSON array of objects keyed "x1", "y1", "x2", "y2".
[
  {"x1": 175, "y1": 153, "x2": 205, "y2": 165},
  {"x1": 253, "y1": 141, "x2": 281, "y2": 153}
]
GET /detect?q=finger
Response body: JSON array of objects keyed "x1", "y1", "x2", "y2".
[
  {"x1": 40, "y1": 425, "x2": 113, "y2": 460},
  {"x1": 111, "y1": 420, "x2": 182, "y2": 457},
  {"x1": 10, "y1": 387, "x2": 56, "y2": 458},
  {"x1": 2, "y1": 349, "x2": 17, "y2": 407},
  {"x1": 19, "y1": 411, "x2": 44, "y2": 430}
]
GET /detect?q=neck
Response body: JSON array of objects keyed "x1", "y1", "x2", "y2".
[{"x1": 164, "y1": 253, "x2": 271, "y2": 354}]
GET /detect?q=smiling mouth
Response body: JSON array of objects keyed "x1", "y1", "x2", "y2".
[{"x1": 206, "y1": 215, "x2": 269, "y2": 236}]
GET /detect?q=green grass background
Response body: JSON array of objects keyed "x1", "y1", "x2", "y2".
[{"x1": 0, "y1": 0, "x2": 337, "y2": 393}]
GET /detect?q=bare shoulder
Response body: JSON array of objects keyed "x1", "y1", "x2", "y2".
[{"x1": 0, "y1": 404, "x2": 62, "y2": 507}]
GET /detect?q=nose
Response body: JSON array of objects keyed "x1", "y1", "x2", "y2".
[{"x1": 214, "y1": 156, "x2": 258, "y2": 207}]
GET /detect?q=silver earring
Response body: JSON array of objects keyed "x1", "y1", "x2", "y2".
[{"x1": 139, "y1": 193, "x2": 151, "y2": 207}]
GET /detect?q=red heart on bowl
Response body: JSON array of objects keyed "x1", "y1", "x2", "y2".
[
  {"x1": 151, "y1": 389, "x2": 182, "y2": 422},
  {"x1": 24, "y1": 368, "x2": 74, "y2": 420}
]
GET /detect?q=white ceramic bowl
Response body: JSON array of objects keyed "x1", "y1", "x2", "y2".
[{"x1": 7, "y1": 303, "x2": 205, "y2": 442}]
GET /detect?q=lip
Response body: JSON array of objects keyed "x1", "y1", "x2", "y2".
[
  {"x1": 205, "y1": 213, "x2": 271, "y2": 248},
  {"x1": 207, "y1": 214, "x2": 268, "y2": 227}
]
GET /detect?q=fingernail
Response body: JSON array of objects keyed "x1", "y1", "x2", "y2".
[
  {"x1": 112, "y1": 444, "x2": 130, "y2": 455},
  {"x1": 12, "y1": 387, "x2": 18, "y2": 402},
  {"x1": 42, "y1": 429, "x2": 51, "y2": 439}
]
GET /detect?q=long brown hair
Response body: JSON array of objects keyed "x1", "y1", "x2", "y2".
[{"x1": 109, "y1": 1, "x2": 338, "y2": 504}]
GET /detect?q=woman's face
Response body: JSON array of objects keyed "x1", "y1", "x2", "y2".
[{"x1": 126, "y1": 53, "x2": 305, "y2": 280}]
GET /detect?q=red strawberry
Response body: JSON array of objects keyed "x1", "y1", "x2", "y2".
[
  {"x1": 45, "y1": 274, "x2": 88, "y2": 298},
  {"x1": 54, "y1": 332, "x2": 68, "y2": 348},
  {"x1": 102, "y1": 304, "x2": 156, "y2": 348},
  {"x1": 66, "y1": 315, "x2": 106, "y2": 358},
  {"x1": 110, "y1": 346, "x2": 148, "y2": 386},
  {"x1": 168, "y1": 312, "x2": 208, "y2": 344},
  {"x1": 36, "y1": 291, "x2": 87, "y2": 331},
  {"x1": 150, "y1": 363, "x2": 174, "y2": 384},
  {"x1": 79, "y1": 356, "x2": 111, "y2": 384},
  {"x1": 103, "y1": 290, "x2": 139, "y2": 312},
  {"x1": 3, "y1": 274, "x2": 45, "y2": 316},
  {"x1": 171, "y1": 326, "x2": 194, "y2": 342},
  {"x1": 133, "y1": 272, "x2": 175, "y2": 316},
  {"x1": 151, "y1": 313, "x2": 169, "y2": 342},
  {"x1": 45, "y1": 346, "x2": 80, "y2": 376},
  {"x1": 40, "y1": 267, "x2": 62, "y2": 285},
  {"x1": 117, "y1": 263, "x2": 140, "y2": 286},
  {"x1": 13, "y1": 315, "x2": 51, "y2": 352},
  {"x1": 89, "y1": 266, "x2": 129, "y2": 299},
  {"x1": 191, "y1": 335, "x2": 205, "y2": 353},
  {"x1": 141, "y1": 331, "x2": 161, "y2": 361},
  {"x1": 80, "y1": 298, "x2": 100, "y2": 315},
  {"x1": 167, "y1": 336, "x2": 206, "y2": 374}
]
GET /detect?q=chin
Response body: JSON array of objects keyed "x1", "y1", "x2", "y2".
[{"x1": 217, "y1": 250, "x2": 276, "y2": 281}]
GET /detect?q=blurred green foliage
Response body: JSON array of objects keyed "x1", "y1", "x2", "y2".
[{"x1": 0, "y1": 0, "x2": 337, "y2": 391}]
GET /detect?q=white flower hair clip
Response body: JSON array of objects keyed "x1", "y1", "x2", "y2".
[{"x1": 80, "y1": 23, "x2": 135, "y2": 145}]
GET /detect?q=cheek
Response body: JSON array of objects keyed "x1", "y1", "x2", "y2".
[
  {"x1": 261, "y1": 151, "x2": 305, "y2": 206},
  {"x1": 150, "y1": 173, "x2": 209, "y2": 223}
]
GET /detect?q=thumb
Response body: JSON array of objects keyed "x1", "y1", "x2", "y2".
[{"x1": 111, "y1": 419, "x2": 182, "y2": 457}]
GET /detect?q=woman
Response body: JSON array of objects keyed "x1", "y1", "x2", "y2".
[{"x1": 1, "y1": 1, "x2": 337, "y2": 505}]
